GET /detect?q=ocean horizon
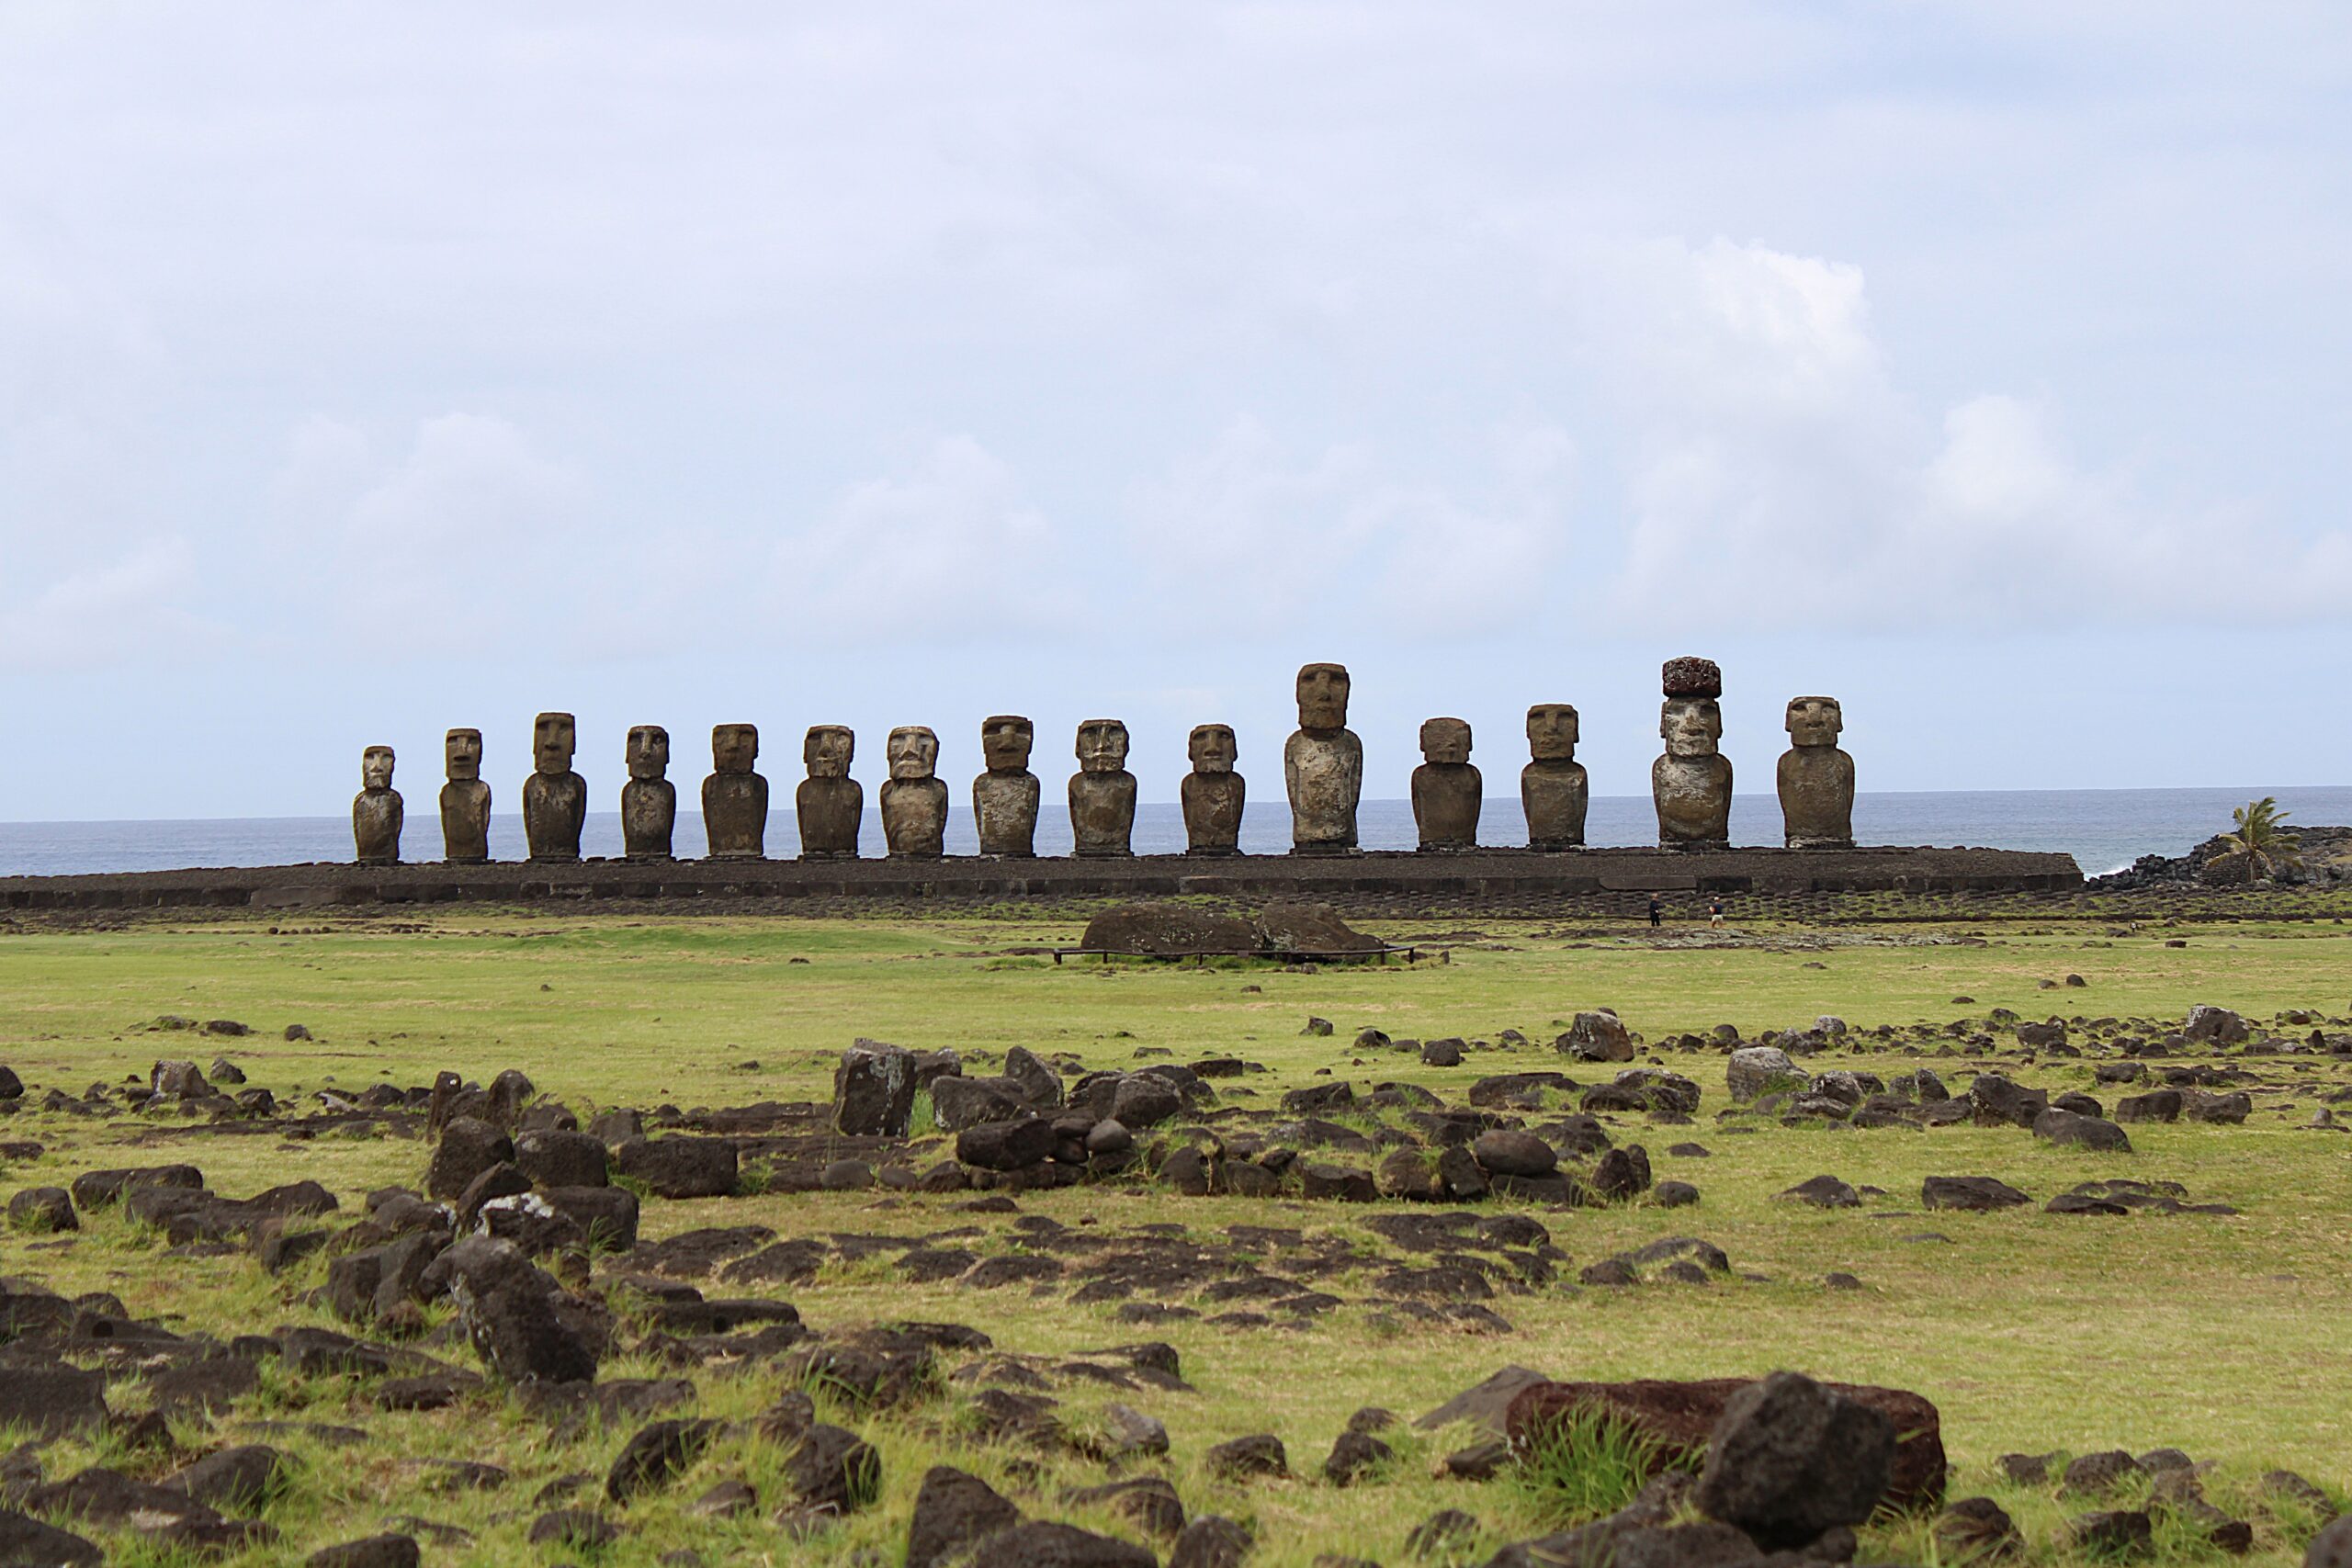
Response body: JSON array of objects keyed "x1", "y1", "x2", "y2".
[{"x1": 5, "y1": 785, "x2": 2347, "y2": 881}]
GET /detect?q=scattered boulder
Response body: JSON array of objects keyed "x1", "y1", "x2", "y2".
[
  {"x1": 908, "y1": 1467, "x2": 1023, "y2": 1568},
  {"x1": 1922, "y1": 1177, "x2": 2031, "y2": 1213},
  {"x1": 1726, "y1": 1047, "x2": 1799, "y2": 1102},
  {"x1": 614, "y1": 1137, "x2": 739, "y2": 1199},
  {"x1": 1694, "y1": 1371, "x2": 1895, "y2": 1550},
  {"x1": 2032, "y1": 1110, "x2": 2132, "y2": 1154},
  {"x1": 1558, "y1": 1011, "x2": 1634, "y2": 1064}
]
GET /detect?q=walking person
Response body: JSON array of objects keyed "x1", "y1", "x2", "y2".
[
  {"x1": 1646, "y1": 895, "x2": 1663, "y2": 930},
  {"x1": 1708, "y1": 897, "x2": 1724, "y2": 929}
]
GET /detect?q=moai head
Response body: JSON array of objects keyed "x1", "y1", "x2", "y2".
[
  {"x1": 626, "y1": 725, "x2": 670, "y2": 781},
  {"x1": 1188, "y1": 724, "x2": 1238, "y2": 774},
  {"x1": 711, "y1": 723, "x2": 759, "y2": 775},
  {"x1": 1526, "y1": 704, "x2": 1579, "y2": 761},
  {"x1": 361, "y1": 746, "x2": 396, "y2": 792},
  {"x1": 446, "y1": 728, "x2": 483, "y2": 783},
  {"x1": 533, "y1": 712, "x2": 577, "y2": 775},
  {"x1": 1661, "y1": 698, "x2": 1724, "y2": 759},
  {"x1": 1295, "y1": 662, "x2": 1351, "y2": 730},
  {"x1": 1419, "y1": 716, "x2": 1473, "y2": 766},
  {"x1": 804, "y1": 725, "x2": 854, "y2": 779},
  {"x1": 887, "y1": 726, "x2": 940, "y2": 781},
  {"x1": 1076, "y1": 719, "x2": 1130, "y2": 774},
  {"x1": 1786, "y1": 696, "x2": 1844, "y2": 749},
  {"x1": 980, "y1": 716, "x2": 1035, "y2": 773}
]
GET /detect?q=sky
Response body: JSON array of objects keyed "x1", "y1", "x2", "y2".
[{"x1": 3, "y1": 3, "x2": 2348, "y2": 821}]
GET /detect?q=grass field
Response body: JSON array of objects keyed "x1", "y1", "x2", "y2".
[{"x1": 2, "y1": 908, "x2": 2348, "y2": 1566}]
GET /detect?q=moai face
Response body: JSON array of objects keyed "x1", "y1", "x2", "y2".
[
  {"x1": 887, "y1": 726, "x2": 939, "y2": 780},
  {"x1": 626, "y1": 726, "x2": 670, "y2": 781},
  {"x1": 1076, "y1": 719, "x2": 1130, "y2": 774},
  {"x1": 1419, "y1": 717, "x2": 1473, "y2": 765},
  {"x1": 1526, "y1": 704, "x2": 1580, "y2": 761},
  {"x1": 981, "y1": 716, "x2": 1035, "y2": 773},
  {"x1": 1661, "y1": 697, "x2": 1724, "y2": 759},
  {"x1": 804, "y1": 725, "x2": 854, "y2": 779},
  {"x1": 446, "y1": 728, "x2": 483, "y2": 783},
  {"x1": 361, "y1": 746, "x2": 396, "y2": 791},
  {"x1": 1188, "y1": 724, "x2": 1238, "y2": 775},
  {"x1": 711, "y1": 723, "x2": 759, "y2": 774},
  {"x1": 533, "y1": 712, "x2": 577, "y2": 774},
  {"x1": 1295, "y1": 663, "x2": 1351, "y2": 730},
  {"x1": 1786, "y1": 696, "x2": 1844, "y2": 749}
]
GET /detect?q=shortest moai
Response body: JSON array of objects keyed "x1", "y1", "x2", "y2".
[
  {"x1": 1069, "y1": 718, "x2": 1137, "y2": 857},
  {"x1": 440, "y1": 728, "x2": 492, "y2": 863},
  {"x1": 1181, "y1": 724, "x2": 1246, "y2": 855},
  {"x1": 1778, "y1": 696, "x2": 1855, "y2": 849},
  {"x1": 621, "y1": 725, "x2": 675, "y2": 860},
  {"x1": 704, "y1": 723, "x2": 768, "y2": 859},
  {"x1": 353, "y1": 745, "x2": 402, "y2": 864},
  {"x1": 523, "y1": 711, "x2": 587, "y2": 863},
  {"x1": 973, "y1": 715, "x2": 1040, "y2": 857},
  {"x1": 1654, "y1": 657, "x2": 1732, "y2": 851},
  {"x1": 880, "y1": 726, "x2": 947, "y2": 858},
  {"x1": 797, "y1": 725, "x2": 863, "y2": 860},
  {"x1": 1521, "y1": 703, "x2": 1588, "y2": 850},
  {"x1": 1411, "y1": 717, "x2": 1480, "y2": 851}
]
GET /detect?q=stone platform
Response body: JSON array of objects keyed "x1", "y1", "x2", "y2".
[{"x1": 0, "y1": 845, "x2": 2081, "y2": 913}]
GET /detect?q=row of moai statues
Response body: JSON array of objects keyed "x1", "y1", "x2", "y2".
[{"x1": 347, "y1": 658, "x2": 1854, "y2": 864}]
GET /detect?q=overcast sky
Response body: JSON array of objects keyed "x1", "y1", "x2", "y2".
[{"x1": 4, "y1": 3, "x2": 2348, "y2": 821}]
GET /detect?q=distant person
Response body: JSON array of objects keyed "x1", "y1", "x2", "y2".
[
  {"x1": 1708, "y1": 897, "x2": 1724, "y2": 929},
  {"x1": 1646, "y1": 895, "x2": 1663, "y2": 929}
]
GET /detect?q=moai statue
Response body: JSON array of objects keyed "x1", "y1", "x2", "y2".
[
  {"x1": 523, "y1": 712, "x2": 587, "y2": 863},
  {"x1": 880, "y1": 726, "x2": 947, "y2": 858},
  {"x1": 1654, "y1": 657, "x2": 1732, "y2": 850},
  {"x1": 972, "y1": 715, "x2": 1040, "y2": 858},
  {"x1": 440, "y1": 728, "x2": 492, "y2": 863},
  {"x1": 1521, "y1": 704, "x2": 1589, "y2": 851},
  {"x1": 1181, "y1": 724, "x2": 1246, "y2": 856},
  {"x1": 352, "y1": 746, "x2": 402, "y2": 865},
  {"x1": 1069, "y1": 719, "x2": 1137, "y2": 857},
  {"x1": 797, "y1": 725, "x2": 863, "y2": 861},
  {"x1": 1411, "y1": 717, "x2": 1481, "y2": 851},
  {"x1": 620, "y1": 725, "x2": 675, "y2": 861},
  {"x1": 1778, "y1": 696, "x2": 1855, "y2": 849},
  {"x1": 1284, "y1": 661, "x2": 1363, "y2": 854},
  {"x1": 703, "y1": 723, "x2": 768, "y2": 859}
]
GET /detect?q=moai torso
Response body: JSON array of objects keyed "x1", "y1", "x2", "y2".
[
  {"x1": 1521, "y1": 703, "x2": 1588, "y2": 851},
  {"x1": 1778, "y1": 696, "x2": 1855, "y2": 849},
  {"x1": 703, "y1": 723, "x2": 768, "y2": 859},
  {"x1": 880, "y1": 727, "x2": 946, "y2": 859},
  {"x1": 797, "y1": 725, "x2": 863, "y2": 860},
  {"x1": 1654, "y1": 658, "x2": 1731, "y2": 851},
  {"x1": 620, "y1": 725, "x2": 675, "y2": 860},
  {"x1": 353, "y1": 746, "x2": 402, "y2": 865},
  {"x1": 523, "y1": 711, "x2": 587, "y2": 863},
  {"x1": 1182, "y1": 724, "x2": 1245, "y2": 855},
  {"x1": 973, "y1": 716, "x2": 1040, "y2": 857},
  {"x1": 1411, "y1": 717, "x2": 1480, "y2": 851},
  {"x1": 1285, "y1": 662, "x2": 1363, "y2": 852},
  {"x1": 439, "y1": 728, "x2": 492, "y2": 863},
  {"x1": 1069, "y1": 719, "x2": 1136, "y2": 857}
]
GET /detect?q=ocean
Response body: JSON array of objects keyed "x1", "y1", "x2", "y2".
[{"x1": 5, "y1": 786, "x2": 2347, "y2": 879}]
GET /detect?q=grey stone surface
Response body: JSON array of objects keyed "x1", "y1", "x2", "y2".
[
  {"x1": 880, "y1": 727, "x2": 947, "y2": 859},
  {"x1": 702, "y1": 723, "x2": 767, "y2": 860},
  {"x1": 797, "y1": 726, "x2": 863, "y2": 861},
  {"x1": 1778, "y1": 696, "x2": 1855, "y2": 850},
  {"x1": 1521, "y1": 703, "x2": 1589, "y2": 850},
  {"x1": 1181, "y1": 724, "x2": 1246, "y2": 855},
  {"x1": 1655, "y1": 660, "x2": 1732, "y2": 850},
  {"x1": 1412, "y1": 717, "x2": 1480, "y2": 851},
  {"x1": 352, "y1": 746, "x2": 402, "y2": 865},
  {"x1": 522, "y1": 712, "x2": 587, "y2": 863},
  {"x1": 1285, "y1": 662, "x2": 1363, "y2": 853},
  {"x1": 438, "y1": 728, "x2": 492, "y2": 863},
  {"x1": 973, "y1": 716, "x2": 1040, "y2": 857},
  {"x1": 620, "y1": 726, "x2": 675, "y2": 861},
  {"x1": 1069, "y1": 719, "x2": 1137, "y2": 858}
]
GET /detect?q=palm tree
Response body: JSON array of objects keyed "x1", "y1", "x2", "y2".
[{"x1": 2207, "y1": 796, "x2": 2303, "y2": 885}]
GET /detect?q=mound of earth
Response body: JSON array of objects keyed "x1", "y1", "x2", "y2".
[{"x1": 1078, "y1": 901, "x2": 1383, "y2": 958}]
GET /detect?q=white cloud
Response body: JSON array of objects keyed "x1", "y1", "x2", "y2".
[{"x1": 0, "y1": 536, "x2": 205, "y2": 669}]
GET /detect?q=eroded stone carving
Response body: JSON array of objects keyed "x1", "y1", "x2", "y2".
[
  {"x1": 1285, "y1": 662, "x2": 1363, "y2": 854},
  {"x1": 439, "y1": 728, "x2": 492, "y2": 863},
  {"x1": 1181, "y1": 724, "x2": 1246, "y2": 856},
  {"x1": 973, "y1": 715, "x2": 1040, "y2": 858},
  {"x1": 1654, "y1": 658, "x2": 1732, "y2": 850},
  {"x1": 1412, "y1": 717, "x2": 1480, "y2": 851},
  {"x1": 353, "y1": 746, "x2": 402, "y2": 865},
  {"x1": 1069, "y1": 719, "x2": 1136, "y2": 858},
  {"x1": 1778, "y1": 695, "x2": 1855, "y2": 849},
  {"x1": 703, "y1": 723, "x2": 768, "y2": 860},
  {"x1": 797, "y1": 725, "x2": 862, "y2": 861},
  {"x1": 880, "y1": 726, "x2": 946, "y2": 859},
  {"x1": 1521, "y1": 704, "x2": 1589, "y2": 851},
  {"x1": 621, "y1": 725, "x2": 675, "y2": 861},
  {"x1": 522, "y1": 712, "x2": 587, "y2": 863}
]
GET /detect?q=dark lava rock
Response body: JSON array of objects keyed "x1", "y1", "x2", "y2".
[
  {"x1": 1653, "y1": 1180, "x2": 1701, "y2": 1208},
  {"x1": 1558, "y1": 1010, "x2": 1635, "y2": 1063},
  {"x1": 614, "y1": 1137, "x2": 740, "y2": 1198},
  {"x1": 426, "y1": 1118, "x2": 514, "y2": 1201},
  {"x1": 1205, "y1": 1433, "x2": 1290, "y2": 1480},
  {"x1": 2032, "y1": 1109, "x2": 2132, "y2": 1153},
  {"x1": 1922, "y1": 1176, "x2": 2031, "y2": 1212},
  {"x1": 908, "y1": 1466, "x2": 1023, "y2": 1568},
  {"x1": 0, "y1": 1510, "x2": 100, "y2": 1566},
  {"x1": 1170, "y1": 1516, "x2": 1254, "y2": 1568},
  {"x1": 306, "y1": 1535, "x2": 421, "y2": 1568},
  {"x1": 2114, "y1": 1089, "x2": 2183, "y2": 1123},
  {"x1": 606, "y1": 1418, "x2": 721, "y2": 1502},
  {"x1": 6, "y1": 1188, "x2": 76, "y2": 1234},
  {"x1": 514, "y1": 1130, "x2": 608, "y2": 1190},
  {"x1": 463, "y1": 1282, "x2": 598, "y2": 1384},
  {"x1": 1967, "y1": 1075, "x2": 2049, "y2": 1129},
  {"x1": 958, "y1": 1116, "x2": 1056, "y2": 1172},
  {"x1": 164, "y1": 1444, "x2": 288, "y2": 1508},
  {"x1": 1695, "y1": 1371, "x2": 1894, "y2": 1550},
  {"x1": 2067, "y1": 1510, "x2": 2153, "y2": 1556},
  {"x1": 1323, "y1": 1430, "x2": 1392, "y2": 1485},
  {"x1": 1081, "y1": 904, "x2": 1260, "y2": 957},
  {"x1": 1471, "y1": 1129, "x2": 1556, "y2": 1178},
  {"x1": 1299, "y1": 1164, "x2": 1375, "y2": 1201},
  {"x1": 2062, "y1": 1450, "x2": 2143, "y2": 1495},
  {"x1": 2305, "y1": 1516, "x2": 2352, "y2": 1568},
  {"x1": 1590, "y1": 1145, "x2": 1652, "y2": 1201},
  {"x1": 1062, "y1": 1476, "x2": 1185, "y2": 1540},
  {"x1": 527, "y1": 1508, "x2": 616, "y2": 1549},
  {"x1": 834, "y1": 1040, "x2": 919, "y2": 1136},
  {"x1": 973, "y1": 1520, "x2": 1158, "y2": 1568},
  {"x1": 0, "y1": 1367, "x2": 106, "y2": 1438},
  {"x1": 785, "y1": 1424, "x2": 880, "y2": 1515},
  {"x1": 1778, "y1": 1174, "x2": 1860, "y2": 1209},
  {"x1": 1935, "y1": 1496, "x2": 2020, "y2": 1562}
]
